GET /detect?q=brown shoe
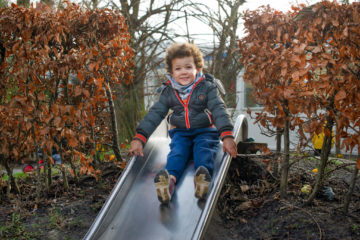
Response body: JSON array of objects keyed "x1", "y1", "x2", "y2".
[
  {"x1": 194, "y1": 166, "x2": 211, "y2": 199},
  {"x1": 154, "y1": 169, "x2": 175, "y2": 204}
]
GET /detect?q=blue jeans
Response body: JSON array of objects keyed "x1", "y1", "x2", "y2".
[{"x1": 166, "y1": 127, "x2": 220, "y2": 180}]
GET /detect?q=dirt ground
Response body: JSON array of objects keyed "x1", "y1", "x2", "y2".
[
  {"x1": 0, "y1": 155, "x2": 359, "y2": 240},
  {"x1": 205, "y1": 156, "x2": 360, "y2": 240}
]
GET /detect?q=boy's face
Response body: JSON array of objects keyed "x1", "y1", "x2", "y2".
[{"x1": 171, "y1": 56, "x2": 200, "y2": 86}]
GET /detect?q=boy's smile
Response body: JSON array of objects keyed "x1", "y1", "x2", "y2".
[{"x1": 171, "y1": 56, "x2": 200, "y2": 86}]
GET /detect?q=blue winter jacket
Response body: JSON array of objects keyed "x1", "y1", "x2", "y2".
[{"x1": 133, "y1": 73, "x2": 234, "y2": 145}]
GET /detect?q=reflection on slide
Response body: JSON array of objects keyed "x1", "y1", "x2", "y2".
[{"x1": 84, "y1": 115, "x2": 248, "y2": 240}]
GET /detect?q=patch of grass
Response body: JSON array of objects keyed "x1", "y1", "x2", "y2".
[
  {"x1": 306, "y1": 156, "x2": 318, "y2": 162},
  {"x1": 268, "y1": 218, "x2": 279, "y2": 235},
  {"x1": 2, "y1": 166, "x2": 61, "y2": 181},
  {"x1": 97, "y1": 180, "x2": 107, "y2": 189},
  {"x1": 90, "y1": 202, "x2": 103, "y2": 212},
  {"x1": 68, "y1": 218, "x2": 83, "y2": 229},
  {"x1": 328, "y1": 158, "x2": 344, "y2": 166},
  {"x1": 48, "y1": 208, "x2": 65, "y2": 230},
  {"x1": 290, "y1": 222, "x2": 299, "y2": 229},
  {"x1": 306, "y1": 229, "x2": 312, "y2": 238},
  {"x1": 30, "y1": 223, "x2": 41, "y2": 229},
  {"x1": 2, "y1": 172, "x2": 27, "y2": 181},
  {"x1": 0, "y1": 212, "x2": 40, "y2": 240},
  {"x1": 352, "y1": 224, "x2": 360, "y2": 235},
  {"x1": 327, "y1": 158, "x2": 356, "y2": 171}
]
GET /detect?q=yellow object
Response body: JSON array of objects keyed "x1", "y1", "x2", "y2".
[
  {"x1": 336, "y1": 154, "x2": 344, "y2": 158},
  {"x1": 109, "y1": 155, "x2": 115, "y2": 161},
  {"x1": 301, "y1": 184, "x2": 312, "y2": 194},
  {"x1": 312, "y1": 129, "x2": 335, "y2": 150},
  {"x1": 312, "y1": 168, "x2": 318, "y2": 173}
]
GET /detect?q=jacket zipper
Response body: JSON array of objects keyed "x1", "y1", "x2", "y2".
[
  {"x1": 173, "y1": 77, "x2": 204, "y2": 129},
  {"x1": 204, "y1": 109, "x2": 213, "y2": 125}
]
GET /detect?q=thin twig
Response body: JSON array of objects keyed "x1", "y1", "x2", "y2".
[
  {"x1": 280, "y1": 201, "x2": 323, "y2": 240},
  {"x1": 325, "y1": 163, "x2": 356, "y2": 177},
  {"x1": 236, "y1": 153, "x2": 273, "y2": 158}
]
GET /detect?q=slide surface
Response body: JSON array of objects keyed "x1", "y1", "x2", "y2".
[{"x1": 84, "y1": 115, "x2": 247, "y2": 240}]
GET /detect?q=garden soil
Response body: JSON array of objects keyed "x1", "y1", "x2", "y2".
[{"x1": 0, "y1": 155, "x2": 359, "y2": 240}]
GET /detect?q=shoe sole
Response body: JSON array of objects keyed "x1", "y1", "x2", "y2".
[
  {"x1": 194, "y1": 173, "x2": 210, "y2": 199},
  {"x1": 154, "y1": 171, "x2": 170, "y2": 204}
]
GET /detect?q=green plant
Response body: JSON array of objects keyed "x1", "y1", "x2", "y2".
[
  {"x1": 268, "y1": 218, "x2": 278, "y2": 235},
  {"x1": 307, "y1": 156, "x2": 317, "y2": 162},
  {"x1": 90, "y1": 202, "x2": 103, "y2": 212},
  {"x1": 30, "y1": 223, "x2": 41, "y2": 229},
  {"x1": 0, "y1": 212, "x2": 39, "y2": 239},
  {"x1": 328, "y1": 158, "x2": 343, "y2": 166},
  {"x1": 352, "y1": 224, "x2": 360, "y2": 235},
  {"x1": 48, "y1": 208, "x2": 64, "y2": 229},
  {"x1": 68, "y1": 218, "x2": 82, "y2": 229},
  {"x1": 306, "y1": 229, "x2": 312, "y2": 238},
  {"x1": 292, "y1": 222, "x2": 299, "y2": 229},
  {"x1": 2, "y1": 172, "x2": 27, "y2": 181}
]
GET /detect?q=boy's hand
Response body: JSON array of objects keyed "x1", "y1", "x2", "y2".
[
  {"x1": 222, "y1": 137, "x2": 237, "y2": 158},
  {"x1": 129, "y1": 140, "x2": 144, "y2": 157}
]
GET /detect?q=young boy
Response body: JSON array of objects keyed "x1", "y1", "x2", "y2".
[{"x1": 129, "y1": 42, "x2": 237, "y2": 204}]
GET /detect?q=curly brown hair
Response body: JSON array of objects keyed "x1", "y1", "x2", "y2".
[{"x1": 165, "y1": 42, "x2": 204, "y2": 73}]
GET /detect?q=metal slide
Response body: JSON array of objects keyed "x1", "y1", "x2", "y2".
[{"x1": 84, "y1": 115, "x2": 248, "y2": 240}]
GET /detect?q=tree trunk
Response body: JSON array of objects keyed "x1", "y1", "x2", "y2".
[
  {"x1": 105, "y1": 82, "x2": 122, "y2": 162},
  {"x1": 2, "y1": 157, "x2": 20, "y2": 195},
  {"x1": 61, "y1": 163, "x2": 69, "y2": 191},
  {"x1": 343, "y1": 166, "x2": 359, "y2": 213},
  {"x1": 274, "y1": 127, "x2": 283, "y2": 178},
  {"x1": 115, "y1": 83, "x2": 143, "y2": 143},
  {"x1": 343, "y1": 145, "x2": 359, "y2": 213},
  {"x1": 44, "y1": 153, "x2": 50, "y2": 192},
  {"x1": 70, "y1": 148, "x2": 79, "y2": 184},
  {"x1": 335, "y1": 121, "x2": 341, "y2": 156},
  {"x1": 280, "y1": 120, "x2": 290, "y2": 198},
  {"x1": 35, "y1": 151, "x2": 42, "y2": 202},
  {"x1": 90, "y1": 126, "x2": 99, "y2": 168},
  {"x1": 32, "y1": 127, "x2": 42, "y2": 202},
  {"x1": 59, "y1": 146, "x2": 69, "y2": 191},
  {"x1": 47, "y1": 156, "x2": 52, "y2": 188},
  {"x1": 306, "y1": 118, "x2": 334, "y2": 205}
]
